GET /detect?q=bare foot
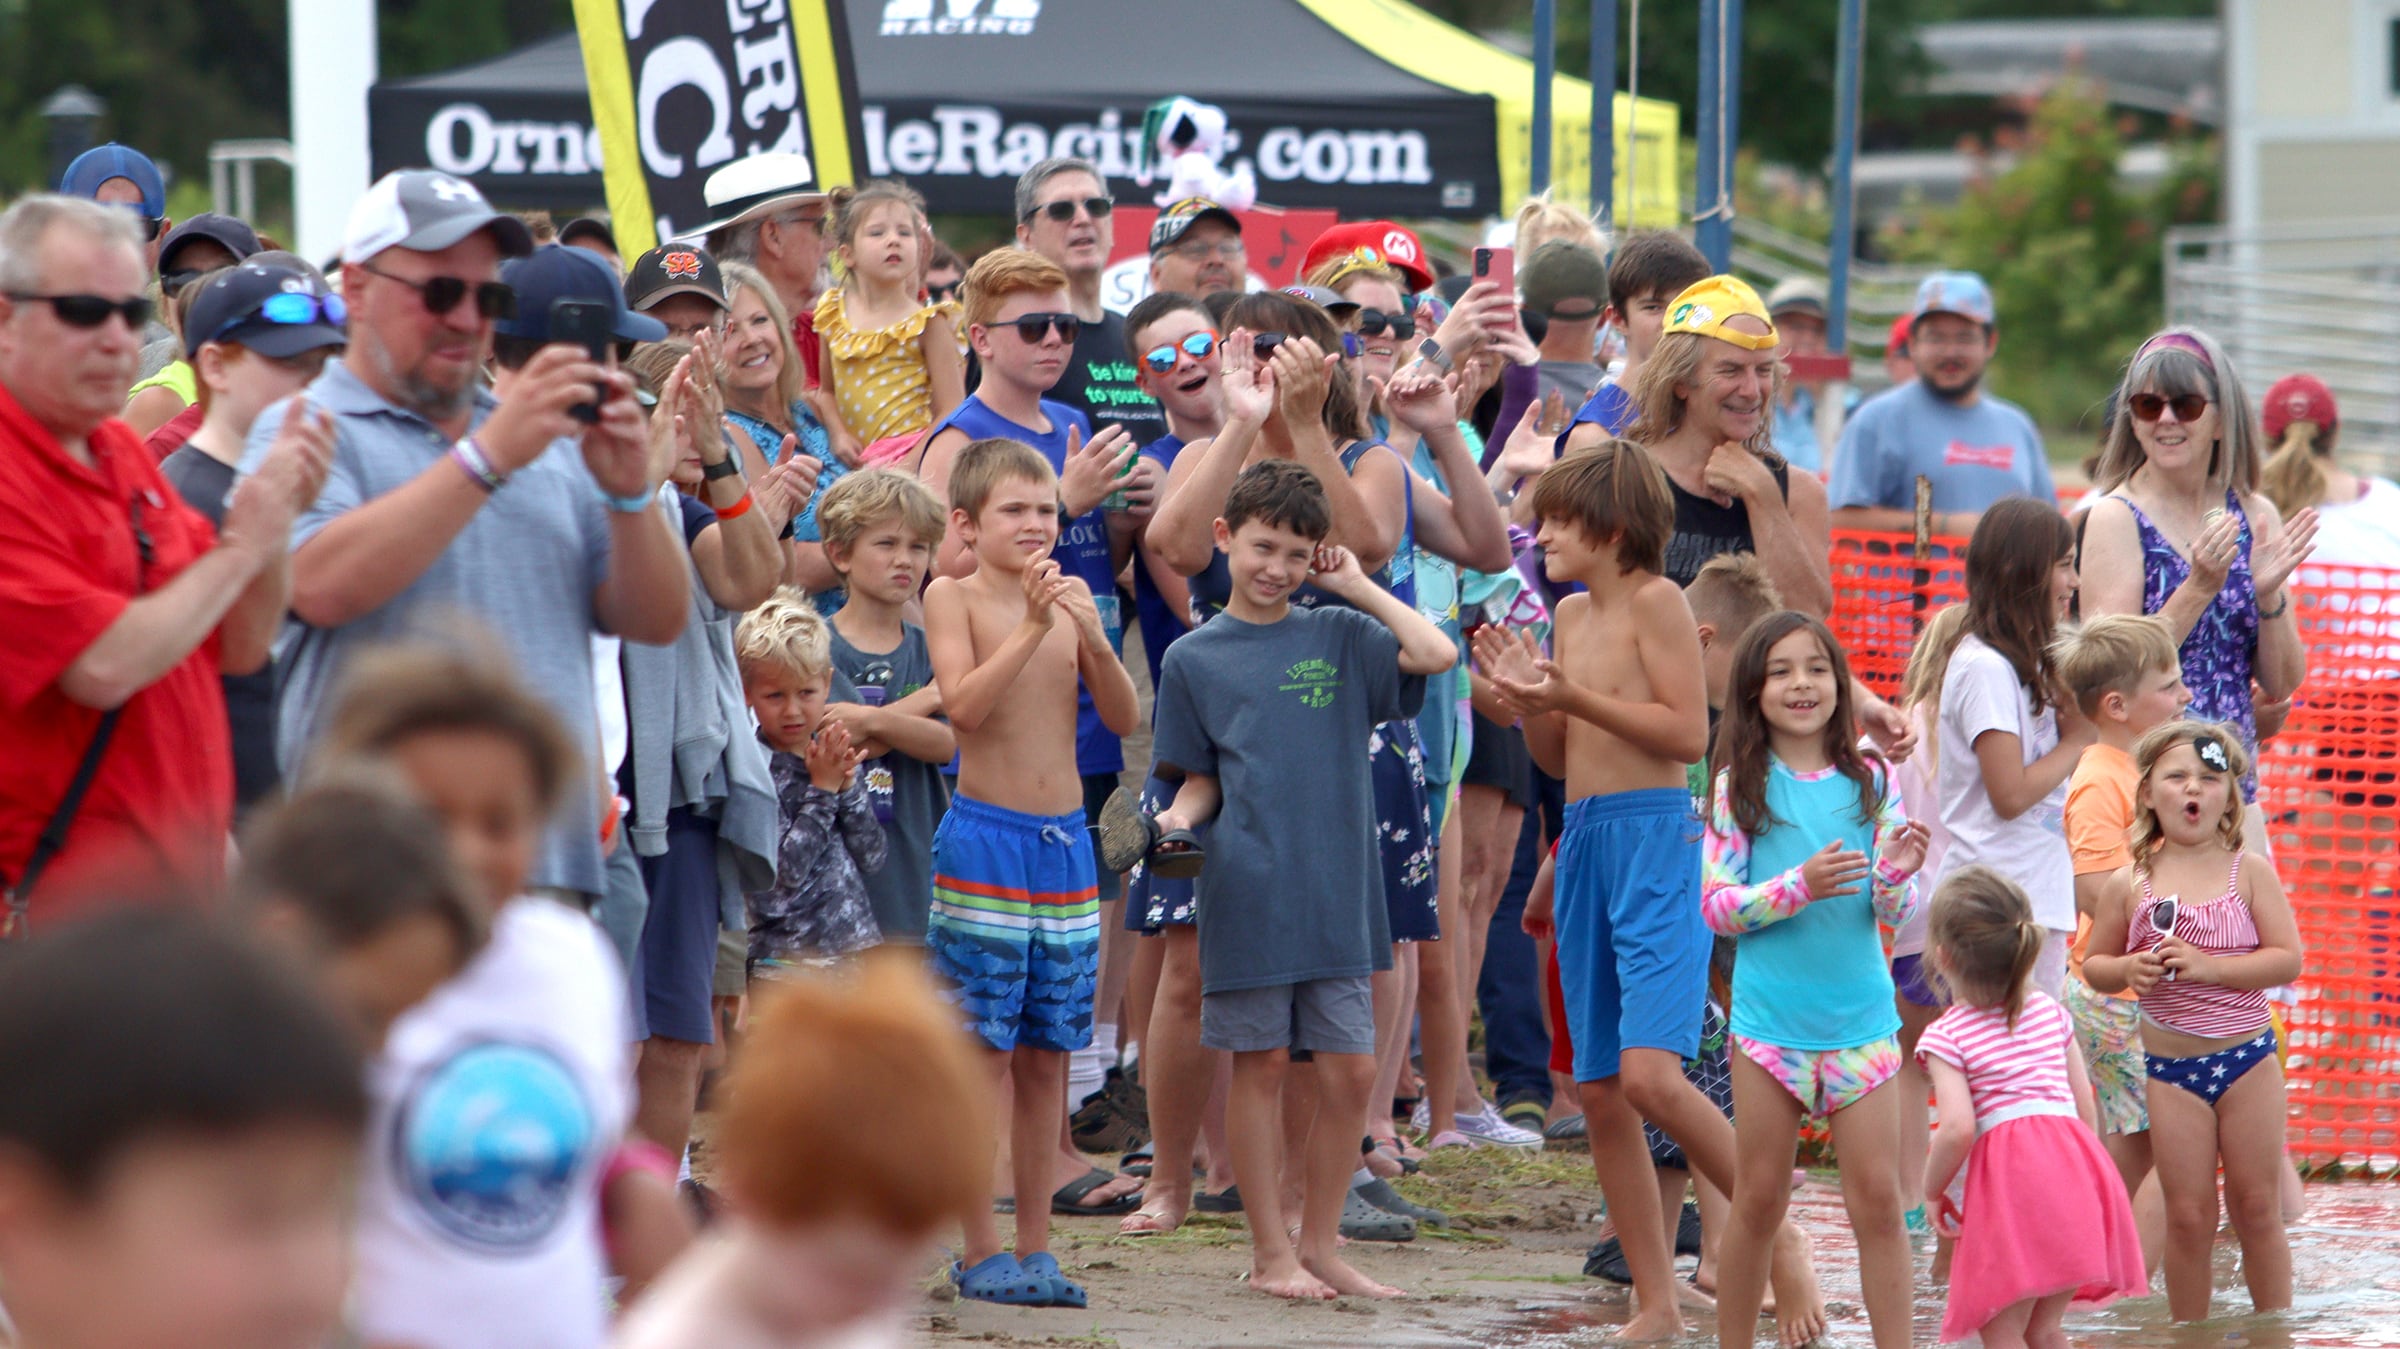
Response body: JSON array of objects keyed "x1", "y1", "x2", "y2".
[
  {"x1": 1119, "y1": 1189, "x2": 1188, "y2": 1236},
  {"x1": 1302, "y1": 1252, "x2": 1403, "y2": 1299},
  {"x1": 1251, "y1": 1260, "x2": 1338, "y2": 1301},
  {"x1": 1770, "y1": 1223, "x2": 1828, "y2": 1348},
  {"x1": 1612, "y1": 1304, "x2": 1685, "y2": 1343},
  {"x1": 1674, "y1": 1279, "x2": 1718, "y2": 1313}
]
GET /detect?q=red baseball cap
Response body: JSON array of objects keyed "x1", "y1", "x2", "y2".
[
  {"x1": 1301, "y1": 221, "x2": 1435, "y2": 294},
  {"x1": 1887, "y1": 313, "x2": 1914, "y2": 356},
  {"x1": 2261, "y1": 373, "x2": 2337, "y2": 442}
]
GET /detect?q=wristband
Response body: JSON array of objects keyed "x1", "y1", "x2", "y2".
[
  {"x1": 599, "y1": 485, "x2": 655, "y2": 514},
  {"x1": 712, "y1": 491, "x2": 754, "y2": 521},
  {"x1": 2261, "y1": 590, "x2": 2290, "y2": 619},
  {"x1": 450, "y1": 437, "x2": 506, "y2": 492}
]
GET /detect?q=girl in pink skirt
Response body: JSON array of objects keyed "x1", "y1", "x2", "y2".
[{"x1": 1920, "y1": 865, "x2": 2148, "y2": 1348}]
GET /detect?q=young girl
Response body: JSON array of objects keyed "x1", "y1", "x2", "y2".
[
  {"x1": 814, "y1": 180, "x2": 965, "y2": 467},
  {"x1": 1939, "y1": 498, "x2": 2093, "y2": 1000},
  {"x1": 1920, "y1": 866, "x2": 2147, "y2": 1349},
  {"x1": 2083, "y1": 721, "x2": 2302, "y2": 1322},
  {"x1": 1887, "y1": 602, "x2": 1965, "y2": 1237},
  {"x1": 1701, "y1": 612, "x2": 1929, "y2": 1349}
]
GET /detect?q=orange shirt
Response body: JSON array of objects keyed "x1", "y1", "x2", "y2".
[{"x1": 2065, "y1": 741, "x2": 2139, "y2": 998}]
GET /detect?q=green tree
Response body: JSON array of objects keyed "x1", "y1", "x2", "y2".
[{"x1": 1888, "y1": 77, "x2": 2218, "y2": 429}]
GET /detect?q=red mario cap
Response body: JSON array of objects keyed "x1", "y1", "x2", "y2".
[{"x1": 1302, "y1": 221, "x2": 1435, "y2": 294}]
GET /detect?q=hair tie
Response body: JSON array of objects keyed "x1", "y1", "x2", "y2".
[
  {"x1": 2137, "y1": 331, "x2": 2214, "y2": 374},
  {"x1": 2195, "y1": 735, "x2": 2230, "y2": 772}
]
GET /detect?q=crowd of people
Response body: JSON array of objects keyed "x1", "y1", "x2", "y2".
[{"x1": 0, "y1": 131, "x2": 2388, "y2": 1349}]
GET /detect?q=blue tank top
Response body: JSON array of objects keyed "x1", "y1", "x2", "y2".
[
  {"x1": 1132, "y1": 433, "x2": 1189, "y2": 685},
  {"x1": 1186, "y1": 439, "x2": 1417, "y2": 622},
  {"x1": 1727, "y1": 760, "x2": 1902, "y2": 1050},
  {"x1": 928, "y1": 394, "x2": 1122, "y2": 777}
]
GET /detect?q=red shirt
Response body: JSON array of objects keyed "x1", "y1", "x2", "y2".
[
  {"x1": 145, "y1": 401, "x2": 204, "y2": 460},
  {"x1": 0, "y1": 380, "x2": 233, "y2": 916},
  {"x1": 792, "y1": 309, "x2": 823, "y2": 388}
]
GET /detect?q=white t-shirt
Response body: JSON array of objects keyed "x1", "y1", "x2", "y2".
[
  {"x1": 352, "y1": 897, "x2": 634, "y2": 1349},
  {"x1": 1888, "y1": 701, "x2": 1953, "y2": 959},
  {"x1": 2298, "y1": 476, "x2": 2400, "y2": 680},
  {"x1": 1937, "y1": 634, "x2": 2075, "y2": 931}
]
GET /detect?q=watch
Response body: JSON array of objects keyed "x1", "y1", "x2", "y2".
[
  {"x1": 1417, "y1": 337, "x2": 1453, "y2": 373},
  {"x1": 701, "y1": 454, "x2": 742, "y2": 482}
]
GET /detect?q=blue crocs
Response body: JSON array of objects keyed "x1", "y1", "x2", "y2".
[
  {"x1": 1018, "y1": 1251, "x2": 1087, "y2": 1309},
  {"x1": 951, "y1": 1251, "x2": 1049, "y2": 1305}
]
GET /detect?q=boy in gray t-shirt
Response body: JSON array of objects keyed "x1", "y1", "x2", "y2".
[{"x1": 1146, "y1": 460, "x2": 1456, "y2": 1301}]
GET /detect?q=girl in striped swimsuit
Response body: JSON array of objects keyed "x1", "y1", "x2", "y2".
[{"x1": 2084, "y1": 720, "x2": 2305, "y2": 1322}]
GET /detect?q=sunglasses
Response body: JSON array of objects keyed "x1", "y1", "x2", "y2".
[
  {"x1": 2128, "y1": 392, "x2": 2210, "y2": 423},
  {"x1": 1024, "y1": 196, "x2": 1113, "y2": 224},
  {"x1": 1356, "y1": 308, "x2": 1416, "y2": 341},
  {"x1": 359, "y1": 263, "x2": 517, "y2": 320},
  {"x1": 1002, "y1": 311, "x2": 1079, "y2": 343},
  {"x1": 7, "y1": 291, "x2": 154, "y2": 329},
  {"x1": 1142, "y1": 330, "x2": 1218, "y2": 372},
  {"x1": 1253, "y1": 331, "x2": 1288, "y2": 359},
  {"x1": 207, "y1": 291, "x2": 348, "y2": 345},
  {"x1": 927, "y1": 281, "x2": 959, "y2": 303}
]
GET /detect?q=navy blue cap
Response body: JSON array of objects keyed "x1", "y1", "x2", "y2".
[
  {"x1": 59, "y1": 143, "x2": 166, "y2": 218},
  {"x1": 185, "y1": 257, "x2": 347, "y2": 361},
  {"x1": 496, "y1": 244, "x2": 666, "y2": 344},
  {"x1": 159, "y1": 213, "x2": 263, "y2": 278}
]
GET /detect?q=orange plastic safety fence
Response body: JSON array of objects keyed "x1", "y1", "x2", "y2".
[{"x1": 1828, "y1": 531, "x2": 2400, "y2": 1166}]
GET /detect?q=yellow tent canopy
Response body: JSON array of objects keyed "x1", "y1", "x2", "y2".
[{"x1": 1301, "y1": 0, "x2": 1681, "y2": 227}]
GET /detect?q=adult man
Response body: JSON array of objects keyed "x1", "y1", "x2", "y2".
[
  {"x1": 1519, "y1": 239, "x2": 1608, "y2": 411},
  {"x1": 1828, "y1": 270, "x2": 2054, "y2": 537},
  {"x1": 625, "y1": 242, "x2": 728, "y2": 341},
  {"x1": 558, "y1": 216, "x2": 620, "y2": 271},
  {"x1": 244, "y1": 170, "x2": 690, "y2": 909},
  {"x1": 0, "y1": 195, "x2": 328, "y2": 913},
  {"x1": 59, "y1": 143, "x2": 178, "y2": 379},
  {"x1": 697, "y1": 153, "x2": 829, "y2": 380},
  {"x1": 1014, "y1": 156, "x2": 1166, "y2": 446},
  {"x1": 1145, "y1": 197, "x2": 1245, "y2": 304},
  {"x1": 1764, "y1": 277, "x2": 1842, "y2": 473}
]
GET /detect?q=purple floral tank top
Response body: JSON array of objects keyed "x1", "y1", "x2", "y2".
[{"x1": 2124, "y1": 490, "x2": 2260, "y2": 793}]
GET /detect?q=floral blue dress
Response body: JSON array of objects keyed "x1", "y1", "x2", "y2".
[{"x1": 2123, "y1": 489, "x2": 2260, "y2": 795}]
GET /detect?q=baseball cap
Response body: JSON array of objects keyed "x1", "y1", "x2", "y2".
[
  {"x1": 558, "y1": 216, "x2": 618, "y2": 255},
  {"x1": 341, "y1": 169, "x2": 535, "y2": 265},
  {"x1": 1661, "y1": 276, "x2": 1778, "y2": 351},
  {"x1": 159, "y1": 213, "x2": 264, "y2": 281},
  {"x1": 2261, "y1": 373, "x2": 2338, "y2": 442},
  {"x1": 1886, "y1": 313, "x2": 1913, "y2": 355},
  {"x1": 1909, "y1": 270, "x2": 1996, "y2": 328},
  {"x1": 1281, "y1": 283, "x2": 1354, "y2": 312},
  {"x1": 687, "y1": 152, "x2": 824, "y2": 241},
  {"x1": 1764, "y1": 276, "x2": 1828, "y2": 321},
  {"x1": 1149, "y1": 197, "x2": 1241, "y2": 254},
  {"x1": 625, "y1": 243, "x2": 727, "y2": 313},
  {"x1": 495, "y1": 244, "x2": 666, "y2": 345},
  {"x1": 183, "y1": 255, "x2": 347, "y2": 361},
  {"x1": 1520, "y1": 241, "x2": 1609, "y2": 319},
  {"x1": 1301, "y1": 221, "x2": 1434, "y2": 293},
  {"x1": 59, "y1": 143, "x2": 166, "y2": 218}
]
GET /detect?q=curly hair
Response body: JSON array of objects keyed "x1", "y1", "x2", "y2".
[{"x1": 734, "y1": 587, "x2": 834, "y2": 684}]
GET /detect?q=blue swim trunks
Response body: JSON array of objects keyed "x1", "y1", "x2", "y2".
[
  {"x1": 927, "y1": 794, "x2": 1101, "y2": 1053},
  {"x1": 1554, "y1": 788, "x2": 1709, "y2": 1082}
]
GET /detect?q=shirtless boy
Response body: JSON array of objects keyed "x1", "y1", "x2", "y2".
[{"x1": 923, "y1": 437, "x2": 1142, "y2": 1309}]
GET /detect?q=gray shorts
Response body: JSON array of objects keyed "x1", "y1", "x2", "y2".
[{"x1": 1201, "y1": 975, "x2": 1376, "y2": 1059}]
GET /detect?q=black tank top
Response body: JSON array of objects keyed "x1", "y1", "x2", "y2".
[{"x1": 1660, "y1": 457, "x2": 1791, "y2": 589}]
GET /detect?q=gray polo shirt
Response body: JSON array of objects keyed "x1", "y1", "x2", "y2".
[{"x1": 242, "y1": 359, "x2": 618, "y2": 898}]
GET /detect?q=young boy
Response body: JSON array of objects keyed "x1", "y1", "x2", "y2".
[
  {"x1": 922, "y1": 437, "x2": 1142, "y2": 1308},
  {"x1": 816, "y1": 468, "x2": 957, "y2": 946},
  {"x1": 736, "y1": 590, "x2": 888, "y2": 969},
  {"x1": 1564, "y1": 231, "x2": 1714, "y2": 444},
  {"x1": 1475, "y1": 439, "x2": 1730, "y2": 1343},
  {"x1": 0, "y1": 911, "x2": 366, "y2": 1349},
  {"x1": 1144, "y1": 460, "x2": 1456, "y2": 1300}
]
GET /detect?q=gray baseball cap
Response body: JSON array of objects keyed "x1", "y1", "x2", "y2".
[{"x1": 340, "y1": 169, "x2": 535, "y2": 264}]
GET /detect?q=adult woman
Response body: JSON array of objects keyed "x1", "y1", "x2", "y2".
[
  {"x1": 2080, "y1": 329, "x2": 2318, "y2": 814},
  {"x1": 715, "y1": 261, "x2": 846, "y2": 605}
]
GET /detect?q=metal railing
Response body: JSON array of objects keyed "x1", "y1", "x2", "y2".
[
  {"x1": 2166, "y1": 221, "x2": 2400, "y2": 477},
  {"x1": 1730, "y1": 216, "x2": 1934, "y2": 395}
]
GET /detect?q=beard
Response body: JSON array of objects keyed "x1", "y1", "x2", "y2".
[
  {"x1": 360, "y1": 330, "x2": 478, "y2": 421},
  {"x1": 1922, "y1": 367, "x2": 1984, "y2": 402}
]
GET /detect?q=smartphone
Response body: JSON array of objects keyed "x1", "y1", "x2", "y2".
[
  {"x1": 1474, "y1": 246, "x2": 1516, "y2": 332},
  {"x1": 549, "y1": 298, "x2": 615, "y2": 423}
]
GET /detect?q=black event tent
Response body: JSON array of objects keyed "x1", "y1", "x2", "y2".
[{"x1": 369, "y1": 0, "x2": 1500, "y2": 218}]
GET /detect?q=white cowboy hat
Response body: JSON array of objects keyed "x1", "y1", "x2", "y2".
[{"x1": 683, "y1": 152, "x2": 825, "y2": 241}]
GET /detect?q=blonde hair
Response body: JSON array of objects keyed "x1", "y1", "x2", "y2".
[
  {"x1": 1685, "y1": 552, "x2": 1781, "y2": 638},
  {"x1": 959, "y1": 248, "x2": 1068, "y2": 332},
  {"x1": 735, "y1": 588, "x2": 834, "y2": 684},
  {"x1": 717, "y1": 953, "x2": 990, "y2": 1234},
  {"x1": 2128, "y1": 719, "x2": 2249, "y2": 865},
  {"x1": 2260, "y1": 420, "x2": 2335, "y2": 522},
  {"x1": 1305, "y1": 255, "x2": 1404, "y2": 298},
  {"x1": 2054, "y1": 613, "x2": 2180, "y2": 718},
  {"x1": 1926, "y1": 865, "x2": 2046, "y2": 1028},
  {"x1": 717, "y1": 261, "x2": 809, "y2": 413},
  {"x1": 623, "y1": 338, "x2": 693, "y2": 400},
  {"x1": 1515, "y1": 193, "x2": 1606, "y2": 258},
  {"x1": 311, "y1": 641, "x2": 578, "y2": 817},
  {"x1": 947, "y1": 436, "x2": 1056, "y2": 520},
  {"x1": 817, "y1": 467, "x2": 945, "y2": 558},
  {"x1": 1624, "y1": 329, "x2": 1784, "y2": 460},
  {"x1": 1899, "y1": 604, "x2": 1972, "y2": 780}
]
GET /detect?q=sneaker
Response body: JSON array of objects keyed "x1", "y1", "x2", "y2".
[
  {"x1": 1451, "y1": 1103, "x2": 1544, "y2": 1150},
  {"x1": 1409, "y1": 1097, "x2": 1430, "y2": 1133},
  {"x1": 1498, "y1": 1095, "x2": 1548, "y2": 1132}
]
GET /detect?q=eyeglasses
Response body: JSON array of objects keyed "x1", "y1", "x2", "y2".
[
  {"x1": 1003, "y1": 311, "x2": 1080, "y2": 343},
  {"x1": 206, "y1": 291, "x2": 348, "y2": 345},
  {"x1": 1167, "y1": 237, "x2": 1245, "y2": 262},
  {"x1": 359, "y1": 263, "x2": 516, "y2": 320},
  {"x1": 1142, "y1": 330, "x2": 1218, "y2": 372},
  {"x1": 161, "y1": 269, "x2": 208, "y2": 299},
  {"x1": 776, "y1": 211, "x2": 828, "y2": 236},
  {"x1": 1023, "y1": 196, "x2": 1113, "y2": 224},
  {"x1": 1356, "y1": 309, "x2": 1416, "y2": 341},
  {"x1": 1252, "y1": 331, "x2": 1287, "y2": 359},
  {"x1": 2129, "y1": 392, "x2": 2211, "y2": 423},
  {"x1": 6, "y1": 292, "x2": 154, "y2": 329}
]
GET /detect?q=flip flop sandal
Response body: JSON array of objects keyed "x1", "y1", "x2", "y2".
[
  {"x1": 1095, "y1": 787, "x2": 1207, "y2": 879},
  {"x1": 1018, "y1": 1252, "x2": 1086, "y2": 1309},
  {"x1": 1354, "y1": 1177, "x2": 1447, "y2": 1228},
  {"x1": 993, "y1": 1196, "x2": 1015, "y2": 1214},
  {"x1": 1051, "y1": 1166, "x2": 1143, "y2": 1216},
  {"x1": 1337, "y1": 1188, "x2": 1416, "y2": 1242},
  {"x1": 1119, "y1": 1146, "x2": 1155, "y2": 1177},
  {"x1": 1543, "y1": 1113, "x2": 1588, "y2": 1143},
  {"x1": 1366, "y1": 1135, "x2": 1422, "y2": 1175},
  {"x1": 1676, "y1": 1201, "x2": 1703, "y2": 1256},
  {"x1": 952, "y1": 1251, "x2": 1050, "y2": 1305},
  {"x1": 1583, "y1": 1236, "x2": 1633, "y2": 1284},
  {"x1": 1192, "y1": 1185, "x2": 1244, "y2": 1213}
]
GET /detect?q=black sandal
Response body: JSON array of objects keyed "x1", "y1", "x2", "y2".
[{"x1": 1095, "y1": 786, "x2": 1206, "y2": 878}]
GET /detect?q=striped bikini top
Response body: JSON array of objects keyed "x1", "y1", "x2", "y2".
[{"x1": 2130, "y1": 855, "x2": 2272, "y2": 1038}]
